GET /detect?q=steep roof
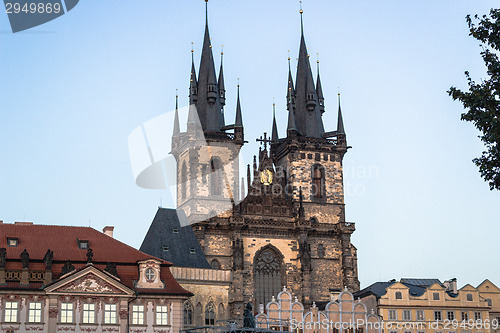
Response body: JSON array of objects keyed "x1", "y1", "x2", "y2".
[
  {"x1": 0, "y1": 222, "x2": 190, "y2": 295},
  {"x1": 140, "y1": 208, "x2": 210, "y2": 269},
  {"x1": 0, "y1": 222, "x2": 161, "y2": 264},
  {"x1": 355, "y1": 280, "x2": 428, "y2": 299}
]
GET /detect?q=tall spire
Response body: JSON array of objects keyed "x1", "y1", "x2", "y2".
[
  {"x1": 287, "y1": 88, "x2": 298, "y2": 134},
  {"x1": 195, "y1": 0, "x2": 224, "y2": 132},
  {"x1": 218, "y1": 47, "x2": 226, "y2": 106},
  {"x1": 173, "y1": 90, "x2": 180, "y2": 137},
  {"x1": 291, "y1": 4, "x2": 325, "y2": 138},
  {"x1": 337, "y1": 93, "x2": 345, "y2": 135},
  {"x1": 286, "y1": 53, "x2": 295, "y2": 111},
  {"x1": 189, "y1": 44, "x2": 198, "y2": 105},
  {"x1": 235, "y1": 82, "x2": 243, "y2": 127},
  {"x1": 271, "y1": 101, "x2": 279, "y2": 142},
  {"x1": 316, "y1": 57, "x2": 325, "y2": 113}
]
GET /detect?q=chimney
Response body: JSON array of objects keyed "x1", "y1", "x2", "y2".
[
  {"x1": 103, "y1": 226, "x2": 114, "y2": 238},
  {"x1": 444, "y1": 278, "x2": 458, "y2": 294}
]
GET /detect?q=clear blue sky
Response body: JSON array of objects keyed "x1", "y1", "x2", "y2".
[{"x1": 0, "y1": 0, "x2": 498, "y2": 289}]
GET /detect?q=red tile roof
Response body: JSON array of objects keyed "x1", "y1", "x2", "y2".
[
  {"x1": 0, "y1": 223, "x2": 190, "y2": 296},
  {"x1": 0, "y1": 223, "x2": 167, "y2": 264}
]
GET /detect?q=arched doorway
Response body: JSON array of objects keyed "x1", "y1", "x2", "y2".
[{"x1": 254, "y1": 245, "x2": 285, "y2": 307}]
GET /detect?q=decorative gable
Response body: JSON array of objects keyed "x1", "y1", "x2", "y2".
[
  {"x1": 57, "y1": 273, "x2": 120, "y2": 293},
  {"x1": 45, "y1": 265, "x2": 135, "y2": 297}
]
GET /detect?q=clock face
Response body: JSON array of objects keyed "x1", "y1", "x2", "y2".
[{"x1": 260, "y1": 169, "x2": 273, "y2": 185}]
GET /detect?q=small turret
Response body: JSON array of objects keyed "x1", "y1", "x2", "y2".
[
  {"x1": 218, "y1": 49, "x2": 226, "y2": 106},
  {"x1": 337, "y1": 93, "x2": 346, "y2": 146},
  {"x1": 189, "y1": 46, "x2": 198, "y2": 105},
  {"x1": 234, "y1": 82, "x2": 244, "y2": 142},
  {"x1": 316, "y1": 58, "x2": 325, "y2": 113},
  {"x1": 271, "y1": 102, "x2": 279, "y2": 143}
]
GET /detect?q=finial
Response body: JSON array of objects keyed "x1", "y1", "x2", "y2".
[
  {"x1": 175, "y1": 89, "x2": 179, "y2": 110},
  {"x1": 288, "y1": 50, "x2": 290, "y2": 61},
  {"x1": 191, "y1": 42, "x2": 194, "y2": 53},
  {"x1": 221, "y1": 44, "x2": 224, "y2": 56},
  {"x1": 209, "y1": 37, "x2": 212, "y2": 48},
  {"x1": 299, "y1": 1, "x2": 304, "y2": 35},
  {"x1": 237, "y1": 77, "x2": 240, "y2": 87}
]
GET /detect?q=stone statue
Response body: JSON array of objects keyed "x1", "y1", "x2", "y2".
[
  {"x1": 20, "y1": 249, "x2": 29, "y2": 268},
  {"x1": 243, "y1": 302, "x2": 255, "y2": 328},
  {"x1": 0, "y1": 248, "x2": 6, "y2": 268},
  {"x1": 105, "y1": 262, "x2": 119, "y2": 278},
  {"x1": 43, "y1": 249, "x2": 54, "y2": 269},
  {"x1": 86, "y1": 248, "x2": 93, "y2": 263},
  {"x1": 233, "y1": 239, "x2": 244, "y2": 270},
  {"x1": 299, "y1": 240, "x2": 311, "y2": 271},
  {"x1": 61, "y1": 260, "x2": 75, "y2": 275}
]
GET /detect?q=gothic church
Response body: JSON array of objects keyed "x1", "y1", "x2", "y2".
[{"x1": 141, "y1": 2, "x2": 360, "y2": 320}]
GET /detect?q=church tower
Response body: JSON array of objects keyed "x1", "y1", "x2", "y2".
[{"x1": 171, "y1": 1, "x2": 244, "y2": 225}]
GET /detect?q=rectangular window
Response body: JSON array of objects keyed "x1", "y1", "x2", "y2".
[
  {"x1": 104, "y1": 304, "x2": 117, "y2": 324},
  {"x1": 156, "y1": 305, "x2": 168, "y2": 325},
  {"x1": 474, "y1": 312, "x2": 482, "y2": 321},
  {"x1": 466, "y1": 293, "x2": 473, "y2": 301},
  {"x1": 416, "y1": 310, "x2": 425, "y2": 321},
  {"x1": 403, "y1": 310, "x2": 411, "y2": 321},
  {"x1": 60, "y1": 303, "x2": 73, "y2": 323},
  {"x1": 447, "y1": 311, "x2": 455, "y2": 321},
  {"x1": 434, "y1": 311, "x2": 442, "y2": 321},
  {"x1": 132, "y1": 305, "x2": 144, "y2": 325},
  {"x1": 28, "y1": 302, "x2": 42, "y2": 323},
  {"x1": 82, "y1": 303, "x2": 95, "y2": 324},
  {"x1": 7, "y1": 238, "x2": 18, "y2": 247},
  {"x1": 461, "y1": 312, "x2": 469, "y2": 321},
  {"x1": 433, "y1": 292, "x2": 440, "y2": 300},
  {"x1": 78, "y1": 240, "x2": 89, "y2": 249},
  {"x1": 388, "y1": 310, "x2": 397, "y2": 320},
  {"x1": 4, "y1": 302, "x2": 18, "y2": 323}
]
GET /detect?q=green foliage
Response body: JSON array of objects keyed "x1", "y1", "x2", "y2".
[{"x1": 448, "y1": 8, "x2": 500, "y2": 191}]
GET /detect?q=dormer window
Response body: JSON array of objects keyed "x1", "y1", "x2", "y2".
[
  {"x1": 7, "y1": 237, "x2": 18, "y2": 247},
  {"x1": 162, "y1": 246, "x2": 169, "y2": 252},
  {"x1": 136, "y1": 259, "x2": 163, "y2": 289},
  {"x1": 190, "y1": 248, "x2": 196, "y2": 254},
  {"x1": 78, "y1": 240, "x2": 89, "y2": 249},
  {"x1": 173, "y1": 229, "x2": 179, "y2": 234}
]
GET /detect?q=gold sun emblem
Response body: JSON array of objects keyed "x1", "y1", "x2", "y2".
[{"x1": 260, "y1": 169, "x2": 273, "y2": 185}]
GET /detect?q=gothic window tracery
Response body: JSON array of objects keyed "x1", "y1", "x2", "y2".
[
  {"x1": 181, "y1": 162, "x2": 187, "y2": 200},
  {"x1": 205, "y1": 302, "x2": 215, "y2": 325},
  {"x1": 254, "y1": 247, "x2": 283, "y2": 307},
  {"x1": 183, "y1": 301, "x2": 193, "y2": 326}
]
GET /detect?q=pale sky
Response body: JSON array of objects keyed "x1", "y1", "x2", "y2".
[{"x1": 0, "y1": 0, "x2": 498, "y2": 289}]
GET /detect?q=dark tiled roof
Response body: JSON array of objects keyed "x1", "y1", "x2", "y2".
[
  {"x1": 401, "y1": 278, "x2": 443, "y2": 287},
  {"x1": 140, "y1": 208, "x2": 210, "y2": 269},
  {"x1": 354, "y1": 280, "x2": 428, "y2": 299}
]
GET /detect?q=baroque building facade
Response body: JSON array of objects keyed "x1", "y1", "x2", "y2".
[
  {"x1": 0, "y1": 221, "x2": 190, "y2": 333},
  {"x1": 141, "y1": 1, "x2": 360, "y2": 321}
]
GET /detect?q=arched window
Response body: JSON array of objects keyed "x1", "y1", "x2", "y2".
[
  {"x1": 183, "y1": 301, "x2": 193, "y2": 326},
  {"x1": 395, "y1": 291, "x2": 402, "y2": 299},
  {"x1": 210, "y1": 158, "x2": 223, "y2": 196},
  {"x1": 210, "y1": 259, "x2": 221, "y2": 270},
  {"x1": 218, "y1": 303, "x2": 225, "y2": 321},
  {"x1": 312, "y1": 165, "x2": 325, "y2": 198},
  {"x1": 205, "y1": 302, "x2": 215, "y2": 326},
  {"x1": 317, "y1": 244, "x2": 325, "y2": 258},
  {"x1": 196, "y1": 303, "x2": 203, "y2": 326},
  {"x1": 181, "y1": 162, "x2": 187, "y2": 200},
  {"x1": 254, "y1": 246, "x2": 283, "y2": 307}
]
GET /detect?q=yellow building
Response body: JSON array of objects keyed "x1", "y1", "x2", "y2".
[
  {"x1": 355, "y1": 278, "x2": 495, "y2": 333},
  {"x1": 477, "y1": 280, "x2": 500, "y2": 333}
]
